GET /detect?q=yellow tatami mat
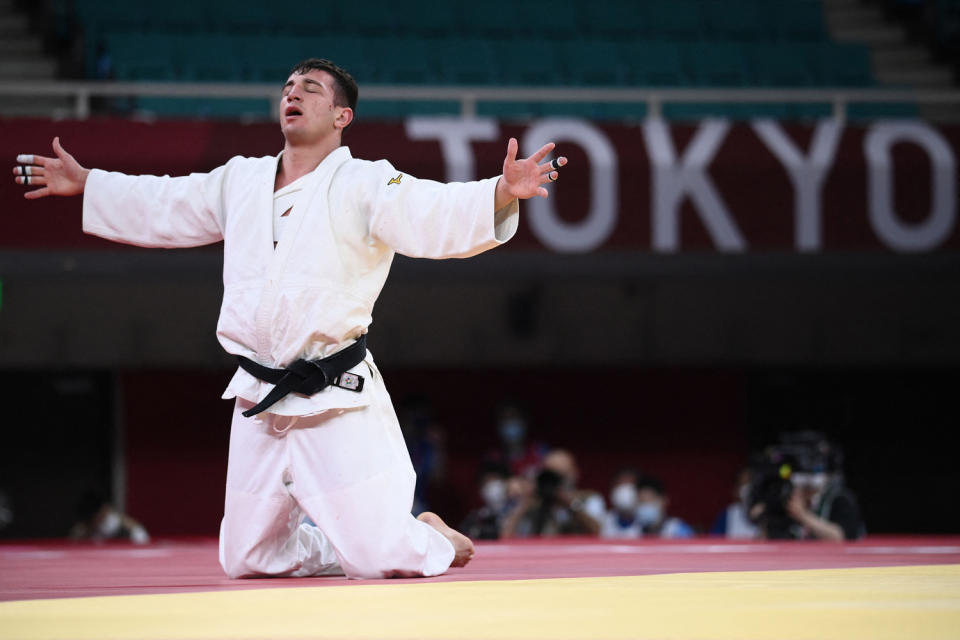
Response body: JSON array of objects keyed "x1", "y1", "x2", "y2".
[{"x1": 1, "y1": 565, "x2": 958, "y2": 640}]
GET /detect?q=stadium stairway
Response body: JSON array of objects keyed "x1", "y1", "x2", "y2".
[
  {"x1": 823, "y1": 0, "x2": 957, "y2": 119},
  {"x1": 825, "y1": 0, "x2": 952, "y2": 86},
  {"x1": 0, "y1": 0, "x2": 70, "y2": 117}
]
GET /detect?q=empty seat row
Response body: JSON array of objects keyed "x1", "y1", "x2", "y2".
[
  {"x1": 71, "y1": 0, "x2": 829, "y2": 42},
  {"x1": 96, "y1": 34, "x2": 875, "y2": 88},
  {"x1": 114, "y1": 95, "x2": 916, "y2": 122}
]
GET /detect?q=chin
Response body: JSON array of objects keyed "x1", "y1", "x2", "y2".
[{"x1": 282, "y1": 128, "x2": 310, "y2": 145}]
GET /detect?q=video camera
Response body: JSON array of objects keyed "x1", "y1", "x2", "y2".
[
  {"x1": 745, "y1": 431, "x2": 841, "y2": 538},
  {"x1": 535, "y1": 468, "x2": 565, "y2": 504}
]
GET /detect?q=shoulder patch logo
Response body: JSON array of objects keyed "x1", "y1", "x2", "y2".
[{"x1": 387, "y1": 174, "x2": 403, "y2": 186}]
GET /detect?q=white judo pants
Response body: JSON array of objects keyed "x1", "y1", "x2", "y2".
[{"x1": 218, "y1": 367, "x2": 455, "y2": 579}]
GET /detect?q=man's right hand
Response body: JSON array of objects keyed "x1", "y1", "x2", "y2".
[{"x1": 13, "y1": 137, "x2": 90, "y2": 200}]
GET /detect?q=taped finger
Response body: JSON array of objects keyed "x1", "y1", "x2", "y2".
[{"x1": 16, "y1": 154, "x2": 47, "y2": 167}]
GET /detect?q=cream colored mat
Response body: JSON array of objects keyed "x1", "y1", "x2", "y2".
[{"x1": 1, "y1": 565, "x2": 958, "y2": 640}]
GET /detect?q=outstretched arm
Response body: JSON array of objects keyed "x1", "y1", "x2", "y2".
[
  {"x1": 494, "y1": 137, "x2": 568, "y2": 211},
  {"x1": 15, "y1": 135, "x2": 226, "y2": 248},
  {"x1": 13, "y1": 137, "x2": 90, "y2": 199}
]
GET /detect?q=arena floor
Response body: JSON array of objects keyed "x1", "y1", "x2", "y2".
[{"x1": 1, "y1": 537, "x2": 958, "y2": 640}]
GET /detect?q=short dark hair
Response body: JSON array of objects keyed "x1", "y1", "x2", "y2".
[
  {"x1": 636, "y1": 474, "x2": 666, "y2": 496},
  {"x1": 289, "y1": 57, "x2": 358, "y2": 114}
]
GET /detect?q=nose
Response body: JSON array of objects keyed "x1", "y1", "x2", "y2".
[{"x1": 285, "y1": 85, "x2": 303, "y2": 102}]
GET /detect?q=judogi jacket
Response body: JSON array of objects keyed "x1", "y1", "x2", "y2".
[{"x1": 82, "y1": 146, "x2": 519, "y2": 415}]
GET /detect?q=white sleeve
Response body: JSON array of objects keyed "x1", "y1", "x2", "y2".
[
  {"x1": 365, "y1": 160, "x2": 519, "y2": 259},
  {"x1": 82, "y1": 164, "x2": 228, "y2": 248}
]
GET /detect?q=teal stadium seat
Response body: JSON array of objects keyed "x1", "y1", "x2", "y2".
[
  {"x1": 458, "y1": 3, "x2": 520, "y2": 39},
  {"x1": 685, "y1": 43, "x2": 752, "y2": 85},
  {"x1": 772, "y1": 1, "x2": 827, "y2": 42},
  {"x1": 495, "y1": 39, "x2": 565, "y2": 85},
  {"x1": 580, "y1": 1, "x2": 650, "y2": 40},
  {"x1": 646, "y1": 1, "x2": 705, "y2": 41},
  {"x1": 559, "y1": 41, "x2": 630, "y2": 86},
  {"x1": 312, "y1": 37, "x2": 370, "y2": 72},
  {"x1": 76, "y1": 0, "x2": 145, "y2": 36},
  {"x1": 149, "y1": 0, "x2": 207, "y2": 33},
  {"x1": 242, "y1": 37, "x2": 321, "y2": 83},
  {"x1": 514, "y1": 0, "x2": 579, "y2": 38},
  {"x1": 703, "y1": 0, "x2": 768, "y2": 42},
  {"x1": 370, "y1": 38, "x2": 438, "y2": 84},
  {"x1": 411, "y1": 3, "x2": 460, "y2": 37},
  {"x1": 750, "y1": 44, "x2": 816, "y2": 86},
  {"x1": 815, "y1": 43, "x2": 875, "y2": 86},
  {"x1": 172, "y1": 35, "x2": 245, "y2": 81},
  {"x1": 436, "y1": 38, "x2": 500, "y2": 85},
  {"x1": 620, "y1": 42, "x2": 687, "y2": 86},
  {"x1": 105, "y1": 33, "x2": 176, "y2": 80},
  {"x1": 214, "y1": 3, "x2": 279, "y2": 33},
  {"x1": 338, "y1": 0, "x2": 405, "y2": 38}
]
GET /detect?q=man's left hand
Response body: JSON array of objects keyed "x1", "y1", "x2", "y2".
[{"x1": 495, "y1": 138, "x2": 567, "y2": 209}]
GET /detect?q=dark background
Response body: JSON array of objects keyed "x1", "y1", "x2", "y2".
[{"x1": 1, "y1": 365, "x2": 956, "y2": 538}]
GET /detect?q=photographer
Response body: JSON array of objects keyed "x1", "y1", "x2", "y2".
[
  {"x1": 501, "y1": 449, "x2": 604, "y2": 538},
  {"x1": 747, "y1": 433, "x2": 864, "y2": 541}
]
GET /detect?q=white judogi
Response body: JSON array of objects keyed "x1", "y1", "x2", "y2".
[{"x1": 82, "y1": 146, "x2": 519, "y2": 578}]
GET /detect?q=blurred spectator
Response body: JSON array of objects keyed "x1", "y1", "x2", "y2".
[
  {"x1": 635, "y1": 475, "x2": 694, "y2": 539},
  {"x1": 490, "y1": 402, "x2": 548, "y2": 479},
  {"x1": 69, "y1": 491, "x2": 150, "y2": 544},
  {"x1": 600, "y1": 468, "x2": 643, "y2": 538},
  {"x1": 397, "y1": 394, "x2": 448, "y2": 514},
  {"x1": 501, "y1": 449, "x2": 605, "y2": 538},
  {"x1": 94, "y1": 42, "x2": 113, "y2": 80},
  {"x1": 460, "y1": 462, "x2": 512, "y2": 540},
  {"x1": 709, "y1": 468, "x2": 759, "y2": 539}
]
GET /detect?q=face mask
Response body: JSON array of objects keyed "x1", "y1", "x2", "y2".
[
  {"x1": 611, "y1": 483, "x2": 637, "y2": 512},
  {"x1": 481, "y1": 479, "x2": 507, "y2": 510},
  {"x1": 635, "y1": 502, "x2": 663, "y2": 527},
  {"x1": 97, "y1": 510, "x2": 122, "y2": 537},
  {"x1": 792, "y1": 472, "x2": 828, "y2": 491},
  {"x1": 498, "y1": 418, "x2": 526, "y2": 445}
]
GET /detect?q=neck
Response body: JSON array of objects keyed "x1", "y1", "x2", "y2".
[{"x1": 276, "y1": 137, "x2": 341, "y2": 190}]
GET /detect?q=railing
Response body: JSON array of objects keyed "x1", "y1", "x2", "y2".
[{"x1": 2, "y1": 81, "x2": 960, "y2": 120}]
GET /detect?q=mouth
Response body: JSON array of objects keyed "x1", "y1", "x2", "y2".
[{"x1": 284, "y1": 105, "x2": 303, "y2": 118}]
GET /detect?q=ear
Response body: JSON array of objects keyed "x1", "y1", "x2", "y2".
[{"x1": 335, "y1": 106, "x2": 354, "y2": 130}]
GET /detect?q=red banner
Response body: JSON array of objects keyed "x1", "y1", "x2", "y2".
[{"x1": 2, "y1": 117, "x2": 958, "y2": 252}]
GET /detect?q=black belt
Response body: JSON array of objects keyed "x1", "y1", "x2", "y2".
[{"x1": 237, "y1": 334, "x2": 367, "y2": 417}]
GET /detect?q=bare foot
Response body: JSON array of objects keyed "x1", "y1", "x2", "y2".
[{"x1": 417, "y1": 511, "x2": 475, "y2": 568}]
